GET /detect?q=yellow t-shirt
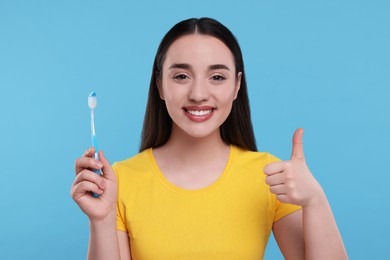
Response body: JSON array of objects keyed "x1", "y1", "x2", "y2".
[{"x1": 113, "y1": 145, "x2": 301, "y2": 260}]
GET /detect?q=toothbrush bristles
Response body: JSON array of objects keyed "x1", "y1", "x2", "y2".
[{"x1": 88, "y1": 92, "x2": 97, "y2": 109}]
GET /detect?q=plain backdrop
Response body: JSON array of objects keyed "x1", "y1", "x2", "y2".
[{"x1": 1, "y1": 0, "x2": 389, "y2": 259}]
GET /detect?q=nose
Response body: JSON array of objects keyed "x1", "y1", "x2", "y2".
[{"x1": 187, "y1": 79, "x2": 209, "y2": 102}]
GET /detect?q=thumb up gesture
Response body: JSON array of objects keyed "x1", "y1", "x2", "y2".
[{"x1": 263, "y1": 128, "x2": 324, "y2": 207}]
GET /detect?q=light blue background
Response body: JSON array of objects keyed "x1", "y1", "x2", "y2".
[{"x1": 1, "y1": 0, "x2": 389, "y2": 259}]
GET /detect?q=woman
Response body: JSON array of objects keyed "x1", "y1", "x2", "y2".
[{"x1": 71, "y1": 18, "x2": 347, "y2": 259}]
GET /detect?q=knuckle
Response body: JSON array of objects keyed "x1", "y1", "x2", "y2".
[
  {"x1": 74, "y1": 158, "x2": 81, "y2": 169},
  {"x1": 286, "y1": 182, "x2": 295, "y2": 190},
  {"x1": 285, "y1": 161, "x2": 293, "y2": 169},
  {"x1": 290, "y1": 192, "x2": 299, "y2": 202},
  {"x1": 75, "y1": 157, "x2": 89, "y2": 173},
  {"x1": 70, "y1": 184, "x2": 82, "y2": 199},
  {"x1": 78, "y1": 169, "x2": 88, "y2": 179},
  {"x1": 285, "y1": 171, "x2": 294, "y2": 180},
  {"x1": 78, "y1": 182, "x2": 86, "y2": 190}
]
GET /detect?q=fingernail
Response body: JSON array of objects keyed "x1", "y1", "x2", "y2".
[{"x1": 86, "y1": 148, "x2": 91, "y2": 154}]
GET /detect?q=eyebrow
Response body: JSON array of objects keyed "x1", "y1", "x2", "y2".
[
  {"x1": 168, "y1": 63, "x2": 231, "y2": 71},
  {"x1": 209, "y1": 64, "x2": 230, "y2": 71}
]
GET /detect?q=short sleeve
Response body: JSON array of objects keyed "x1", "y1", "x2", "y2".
[
  {"x1": 273, "y1": 200, "x2": 301, "y2": 222},
  {"x1": 112, "y1": 163, "x2": 128, "y2": 232}
]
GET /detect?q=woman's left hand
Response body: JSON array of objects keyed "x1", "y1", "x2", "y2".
[{"x1": 263, "y1": 128, "x2": 325, "y2": 207}]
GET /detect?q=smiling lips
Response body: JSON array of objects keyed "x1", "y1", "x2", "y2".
[{"x1": 183, "y1": 106, "x2": 215, "y2": 122}]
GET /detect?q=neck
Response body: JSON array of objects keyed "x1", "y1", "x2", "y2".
[
  {"x1": 152, "y1": 125, "x2": 231, "y2": 190},
  {"x1": 159, "y1": 126, "x2": 229, "y2": 164}
]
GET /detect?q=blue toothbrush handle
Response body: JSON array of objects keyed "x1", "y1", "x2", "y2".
[{"x1": 91, "y1": 135, "x2": 101, "y2": 198}]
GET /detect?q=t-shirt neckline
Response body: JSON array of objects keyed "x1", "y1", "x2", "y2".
[{"x1": 147, "y1": 145, "x2": 235, "y2": 195}]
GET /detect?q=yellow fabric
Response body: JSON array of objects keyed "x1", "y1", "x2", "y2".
[{"x1": 113, "y1": 145, "x2": 301, "y2": 260}]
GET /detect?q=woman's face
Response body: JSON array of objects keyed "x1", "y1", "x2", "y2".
[{"x1": 158, "y1": 34, "x2": 241, "y2": 139}]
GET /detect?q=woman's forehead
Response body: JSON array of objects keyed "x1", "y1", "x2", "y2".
[{"x1": 164, "y1": 34, "x2": 235, "y2": 69}]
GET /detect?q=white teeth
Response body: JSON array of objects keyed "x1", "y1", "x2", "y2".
[{"x1": 187, "y1": 109, "x2": 212, "y2": 116}]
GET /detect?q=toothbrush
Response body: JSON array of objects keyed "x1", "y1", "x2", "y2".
[{"x1": 88, "y1": 91, "x2": 101, "y2": 198}]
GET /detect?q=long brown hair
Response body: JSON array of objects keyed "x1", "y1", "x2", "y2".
[{"x1": 140, "y1": 17, "x2": 257, "y2": 152}]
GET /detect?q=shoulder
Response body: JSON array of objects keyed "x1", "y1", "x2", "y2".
[
  {"x1": 112, "y1": 149, "x2": 158, "y2": 196},
  {"x1": 232, "y1": 145, "x2": 281, "y2": 168},
  {"x1": 112, "y1": 149, "x2": 153, "y2": 181},
  {"x1": 228, "y1": 146, "x2": 281, "y2": 184}
]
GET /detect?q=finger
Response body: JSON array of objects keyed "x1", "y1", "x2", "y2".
[
  {"x1": 75, "y1": 154, "x2": 103, "y2": 175},
  {"x1": 83, "y1": 147, "x2": 95, "y2": 157},
  {"x1": 263, "y1": 161, "x2": 286, "y2": 176},
  {"x1": 74, "y1": 147, "x2": 96, "y2": 173},
  {"x1": 265, "y1": 173, "x2": 286, "y2": 186},
  {"x1": 73, "y1": 169, "x2": 105, "y2": 190},
  {"x1": 269, "y1": 184, "x2": 287, "y2": 196},
  {"x1": 71, "y1": 181, "x2": 104, "y2": 200},
  {"x1": 291, "y1": 128, "x2": 305, "y2": 160},
  {"x1": 99, "y1": 151, "x2": 116, "y2": 181},
  {"x1": 276, "y1": 194, "x2": 293, "y2": 204}
]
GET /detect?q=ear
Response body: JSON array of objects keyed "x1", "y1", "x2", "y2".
[
  {"x1": 233, "y1": 72, "x2": 242, "y2": 100},
  {"x1": 156, "y1": 79, "x2": 165, "y2": 100}
]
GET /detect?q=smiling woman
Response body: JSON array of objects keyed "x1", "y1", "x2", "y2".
[
  {"x1": 70, "y1": 17, "x2": 348, "y2": 260},
  {"x1": 157, "y1": 34, "x2": 241, "y2": 140},
  {"x1": 142, "y1": 18, "x2": 256, "y2": 152}
]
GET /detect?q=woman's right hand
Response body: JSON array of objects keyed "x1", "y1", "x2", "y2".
[{"x1": 71, "y1": 147, "x2": 117, "y2": 223}]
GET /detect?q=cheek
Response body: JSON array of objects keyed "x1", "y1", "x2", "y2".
[
  {"x1": 162, "y1": 88, "x2": 185, "y2": 115},
  {"x1": 163, "y1": 88, "x2": 182, "y2": 104},
  {"x1": 216, "y1": 87, "x2": 238, "y2": 105},
  {"x1": 160, "y1": 79, "x2": 182, "y2": 99}
]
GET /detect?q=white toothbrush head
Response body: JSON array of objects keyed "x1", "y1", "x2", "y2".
[{"x1": 88, "y1": 92, "x2": 97, "y2": 109}]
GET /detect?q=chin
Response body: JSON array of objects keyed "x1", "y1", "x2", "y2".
[{"x1": 187, "y1": 132, "x2": 215, "y2": 139}]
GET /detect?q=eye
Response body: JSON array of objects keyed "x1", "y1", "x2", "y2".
[
  {"x1": 173, "y1": 74, "x2": 190, "y2": 81},
  {"x1": 211, "y1": 74, "x2": 226, "y2": 81}
]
